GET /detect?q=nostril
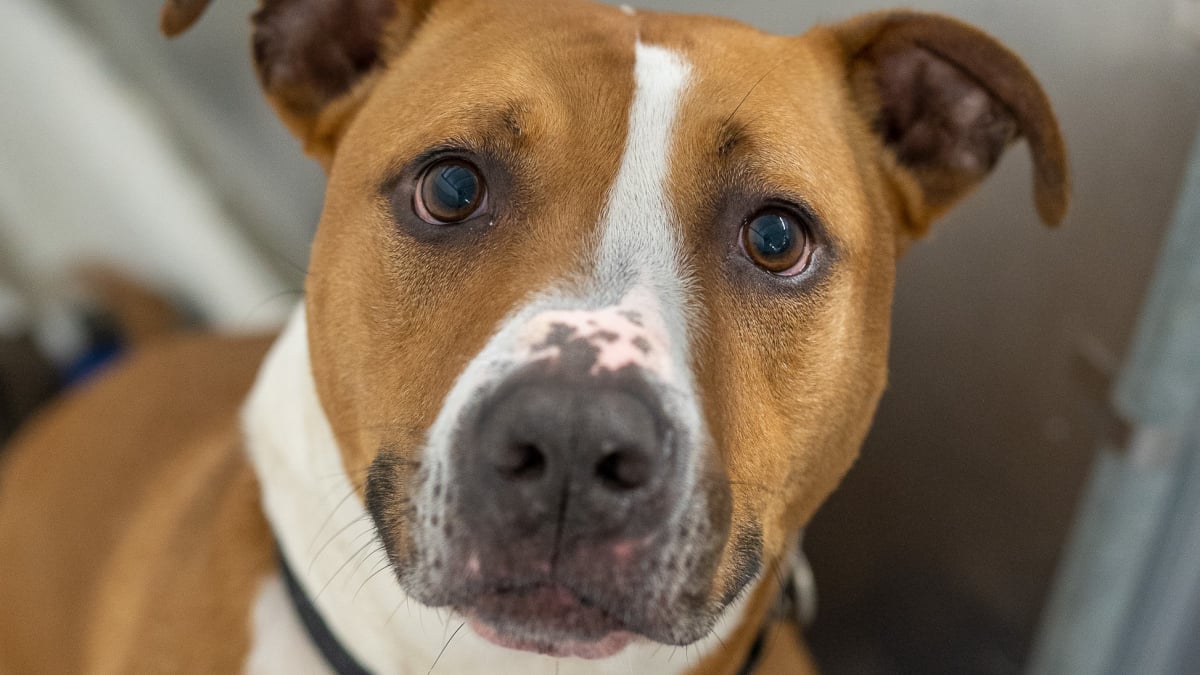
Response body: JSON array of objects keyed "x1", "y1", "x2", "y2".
[
  {"x1": 495, "y1": 441, "x2": 547, "y2": 481},
  {"x1": 595, "y1": 447, "x2": 652, "y2": 491}
]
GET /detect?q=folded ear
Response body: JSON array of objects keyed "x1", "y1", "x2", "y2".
[
  {"x1": 829, "y1": 11, "x2": 1069, "y2": 233},
  {"x1": 161, "y1": 0, "x2": 437, "y2": 165}
]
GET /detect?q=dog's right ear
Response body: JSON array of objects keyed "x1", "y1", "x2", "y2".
[{"x1": 161, "y1": 0, "x2": 437, "y2": 166}]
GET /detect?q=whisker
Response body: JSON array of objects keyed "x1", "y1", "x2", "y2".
[
  {"x1": 308, "y1": 517, "x2": 374, "y2": 574},
  {"x1": 385, "y1": 600, "x2": 405, "y2": 626},
  {"x1": 260, "y1": 240, "x2": 308, "y2": 278},
  {"x1": 307, "y1": 492, "x2": 368, "y2": 558},
  {"x1": 315, "y1": 536, "x2": 378, "y2": 601},
  {"x1": 237, "y1": 288, "x2": 304, "y2": 330},
  {"x1": 721, "y1": 61, "x2": 784, "y2": 128},
  {"x1": 427, "y1": 622, "x2": 465, "y2": 675},
  {"x1": 353, "y1": 560, "x2": 394, "y2": 601},
  {"x1": 312, "y1": 463, "x2": 373, "y2": 484},
  {"x1": 709, "y1": 626, "x2": 729, "y2": 652},
  {"x1": 313, "y1": 475, "x2": 366, "y2": 503},
  {"x1": 347, "y1": 539, "x2": 387, "y2": 581}
]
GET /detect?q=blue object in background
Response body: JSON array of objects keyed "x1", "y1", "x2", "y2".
[{"x1": 61, "y1": 314, "x2": 125, "y2": 387}]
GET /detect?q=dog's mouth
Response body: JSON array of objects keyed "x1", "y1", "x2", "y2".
[
  {"x1": 459, "y1": 582, "x2": 635, "y2": 658},
  {"x1": 366, "y1": 443, "x2": 744, "y2": 653}
]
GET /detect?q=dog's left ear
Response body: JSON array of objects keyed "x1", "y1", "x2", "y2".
[
  {"x1": 827, "y1": 11, "x2": 1069, "y2": 234},
  {"x1": 161, "y1": 0, "x2": 437, "y2": 165}
]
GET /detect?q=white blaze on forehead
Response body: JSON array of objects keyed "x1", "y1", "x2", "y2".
[{"x1": 594, "y1": 42, "x2": 692, "y2": 300}]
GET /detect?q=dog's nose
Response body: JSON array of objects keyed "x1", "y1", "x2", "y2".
[{"x1": 463, "y1": 371, "x2": 675, "y2": 541}]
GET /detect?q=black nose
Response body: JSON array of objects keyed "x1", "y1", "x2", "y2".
[{"x1": 461, "y1": 369, "x2": 676, "y2": 543}]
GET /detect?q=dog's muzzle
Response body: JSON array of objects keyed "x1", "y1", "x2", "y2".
[{"x1": 369, "y1": 296, "x2": 733, "y2": 653}]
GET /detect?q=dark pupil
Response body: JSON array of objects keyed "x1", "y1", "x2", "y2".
[
  {"x1": 430, "y1": 164, "x2": 478, "y2": 214},
  {"x1": 748, "y1": 213, "x2": 794, "y2": 259}
]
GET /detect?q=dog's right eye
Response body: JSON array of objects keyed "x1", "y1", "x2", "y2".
[{"x1": 414, "y1": 160, "x2": 488, "y2": 224}]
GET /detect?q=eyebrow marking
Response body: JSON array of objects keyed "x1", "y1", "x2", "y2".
[
  {"x1": 717, "y1": 120, "x2": 747, "y2": 157},
  {"x1": 501, "y1": 101, "x2": 526, "y2": 139},
  {"x1": 424, "y1": 100, "x2": 534, "y2": 152}
]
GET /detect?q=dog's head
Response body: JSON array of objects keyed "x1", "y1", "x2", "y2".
[{"x1": 167, "y1": 0, "x2": 1067, "y2": 658}]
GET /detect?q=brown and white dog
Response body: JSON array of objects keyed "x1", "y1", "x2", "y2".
[{"x1": 0, "y1": 0, "x2": 1068, "y2": 672}]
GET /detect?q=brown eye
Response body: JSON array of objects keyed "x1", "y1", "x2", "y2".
[
  {"x1": 414, "y1": 159, "x2": 487, "y2": 224},
  {"x1": 740, "y1": 209, "x2": 812, "y2": 275}
]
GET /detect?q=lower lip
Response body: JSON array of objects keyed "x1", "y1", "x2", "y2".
[{"x1": 466, "y1": 616, "x2": 636, "y2": 659}]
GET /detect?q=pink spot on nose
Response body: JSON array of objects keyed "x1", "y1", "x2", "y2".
[
  {"x1": 516, "y1": 292, "x2": 674, "y2": 379},
  {"x1": 467, "y1": 553, "x2": 481, "y2": 577}
]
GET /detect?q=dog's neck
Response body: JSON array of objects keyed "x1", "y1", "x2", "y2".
[{"x1": 241, "y1": 305, "x2": 759, "y2": 674}]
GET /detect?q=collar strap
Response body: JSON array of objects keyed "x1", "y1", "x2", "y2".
[
  {"x1": 736, "y1": 625, "x2": 768, "y2": 675},
  {"x1": 278, "y1": 547, "x2": 371, "y2": 675},
  {"x1": 737, "y1": 544, "x2": 815, "y2": 675}
]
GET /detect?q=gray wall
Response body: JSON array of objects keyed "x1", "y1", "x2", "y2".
[{"x1": 40, "y1": 0, "x2": 1200, "y2": 670}]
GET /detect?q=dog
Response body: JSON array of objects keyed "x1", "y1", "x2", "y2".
[{"x1": 0, "y1": 0, "x2": 1068, "y2": 672}]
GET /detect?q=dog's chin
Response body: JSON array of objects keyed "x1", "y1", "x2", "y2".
[{"x1": 460, "y1": 584, "x2": 637, "y2": 659}]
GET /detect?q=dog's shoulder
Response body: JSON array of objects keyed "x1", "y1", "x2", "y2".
[{"x1": 0, "y1": 333, "x2": 277, "y2": 673}]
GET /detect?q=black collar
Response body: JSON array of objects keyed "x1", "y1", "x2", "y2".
[
  {"x1": 736, "y1": 627, "x2": 769, "y2": 675},
  {"x1": 278, "y1": 550, "x2": 772, "y2": 675},
  {"x1": 278, "y1": 548, "x2": 371, "y2": 675}
]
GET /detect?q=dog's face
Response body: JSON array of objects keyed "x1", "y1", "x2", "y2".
[{"x1": 169, "y1": 0, "x2": 1066, "y2": 658}]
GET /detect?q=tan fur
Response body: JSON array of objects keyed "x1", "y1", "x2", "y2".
[
  {"x1": 0, "y1": 335, "x2": 274, "y2": 673},
  {"x1": 0, "y1": 1, "x2": 1067, "y2": 672}
]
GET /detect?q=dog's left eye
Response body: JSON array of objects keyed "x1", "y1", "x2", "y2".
[
  {"x1": 740, "y1": 208, "x2": 813, "y2": 276},
  {"x1": 414, "y1": 159, "x2": 488, "y2": 224}
]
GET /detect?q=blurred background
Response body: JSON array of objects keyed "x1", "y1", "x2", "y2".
[{"x1": 2, "y1": 0, "x2": 1199, "y2": 673}]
